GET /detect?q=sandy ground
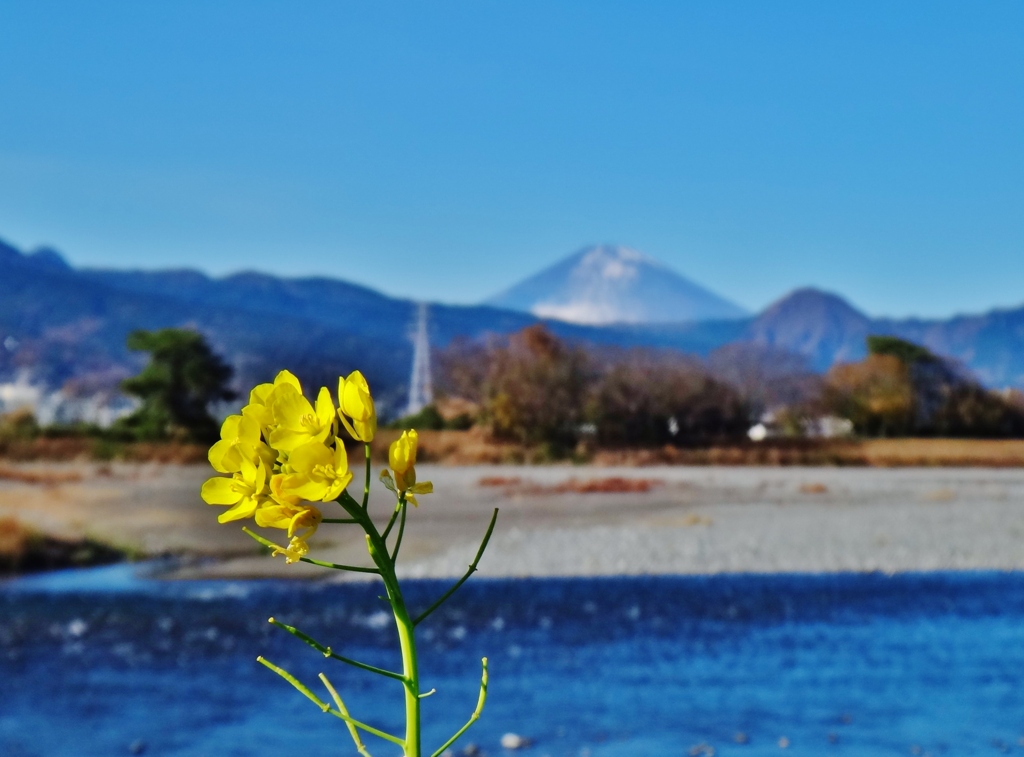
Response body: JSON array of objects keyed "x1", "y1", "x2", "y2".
[{"x1": 2, "y1": 461, "x2": 1024, "y2": 579}]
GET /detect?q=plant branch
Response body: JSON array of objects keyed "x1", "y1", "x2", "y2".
[
  {"x1": 257, "y1": 655, "x2": 330, "y2": 711},
  {"x1": 413, "y1": 509, "x2": 498, "y2": 626},
  {"x1": 361, "y1": 443, "x2": 372, "y2": 511},
  {"x1": 390, "y1": 498, "x2": 408, "y2": 562},
  {"x1": 298, "y1": 556, "x2": 380, "y2": 573},
  {"x1": 380, "y1": 501, "x2": 402, "y2": 542},
  {"x1": 242, "y1": 527, "x2": 379, "y2": 574},
  {"x1": 429, "y1": 658, "x2": 488, "y2": 757},
  {"x1": 320, "y1": 673, "x2": 373, "y2": 757},
  {"x1": 268, "y1": 617, "x2": 406, "y2": 681},
  {"x1": 257, "y1": 657, "x2": 406, "y2": 747}
]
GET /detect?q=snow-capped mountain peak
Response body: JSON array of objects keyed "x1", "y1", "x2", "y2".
[{"x1": 485, "y1": 244, "x2": 747, "y2": 325}]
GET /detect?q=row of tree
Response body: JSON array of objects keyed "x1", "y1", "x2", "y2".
[
  {"x1": 440, "y1": 325, "x2": 752, "y2": 447},
  {"x1": 438, "y1": 326, "x2": 1024, "y2": 447},
  {"x1": 70, "y1": 325, "x2": 1024, "y2": 447},
  {"x1": 822, "y1": 335, "x2": 1024, "y2": 438}
]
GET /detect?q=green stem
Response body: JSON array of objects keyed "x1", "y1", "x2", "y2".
[
  {"x1": 390, "y1": 499, "x2": 408, "y2": 562},
  {"x1": 413, "y1": 509, "x2": 499, "y2": 626},
  {"x1": 361, "y1": 443, "x2": 372, "y2": 510},
  {"x1": 430, "y1": 658, "x2": 488, "y2": 757},
  {"x1": 395, "y1": 601, "x2": 421, "y2": 757},
  {"x1": 322, "y1": 517, "x2": 360, "y2": 524},
  {"x1": 338, "y1": 495, "x2": 422, "y2": 757}
]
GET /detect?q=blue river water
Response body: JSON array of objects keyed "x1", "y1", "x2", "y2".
[{"x1": 2, "y1": 566, "x2": 1024, "y2": 756}]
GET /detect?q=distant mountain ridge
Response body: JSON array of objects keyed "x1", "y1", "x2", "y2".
[
  {"x1": 748, "y1": 288, "x2": 874, "y2": 371},
  {"x1": 2, "y1": 238, "x2": 1024, "y2": 410},
  {"x1": 748, "y1": 288, "x2": 1024, "y2": 386},
  {"x1": 487, "y1": 244, "x2": 748, "y2": 325}
]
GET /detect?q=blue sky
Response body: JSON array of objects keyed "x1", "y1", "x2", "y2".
[{"x1": 1, "y1": 1, "x2": 1022, "y2": 318}]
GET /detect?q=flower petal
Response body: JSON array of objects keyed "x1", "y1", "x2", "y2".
[
  {"x1": 236, "y1": 414, "x2": 262, "y2": 443},
  {"x1": 340, "y1": 371, "x2": 373, "y2": 419},
  {"x1": 337, "y1": 412, "x2": 361, "y2": 442},
  {"x1": 323, "y1": 471, "x2": 354, "y2": 502},
  {"x1": 289, "y1": 478, "x2": 331, "y2": 502},
  {"x1": 270, "y1": 473, "x2": 302, "y2": 506},
  {"x1": 268, "y1": 427, "x2": 312, "y2": 453},
  {"x1": 202, "y1": 476, "x2": 242, "y2": 505},
  {"x1": 272, "y1": 385, "x2": 313, "y2": 428},
  {"x1": 239, "y1": 454, "x2": 257, "y2": 483},
  {"x1": 242, "y1": 402, "x2": 274, "y2": 428},
  {"x1": 315, "y1": 386, "x2": 335, "y2": 429},
  {"x1": 217, "y1": 496, "x2": 259, "y2": 523},
  {"x1": 274, "y1": 370, "x2": 302, "y2": 392},
  {"x1": 220, "y1": 415, "x2": 243, "y2": 441},
  {"x1": 354, "y1": 418, "x2": 376, "y2": 443},
  {"x1": 288, "y1": 441, "x2": 333, "y2": 477},
  {"x1": 255, "y1": 502, "x2": 301, "y2": 530},
  {"x1": 248, "y1": 382, "x2": 275, "y2": 406},
  {"x1": 332, "y1": 440, "x2": 349, "y2": 474},
  {"x1": 208, "y1": 439, "x2": 240, "y2": 474}
]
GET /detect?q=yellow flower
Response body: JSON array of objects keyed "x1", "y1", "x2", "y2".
[
  {"x1": 337, "y1": 370, "x2": 376, "y2": 442},
  {"x1": 255, "y1": 502, "x2": 323, "y2": 564},
  {"x1": 273, "y1": 441, "x2": 353, "y2": 503},
  {"x1": 201, "y1": 456, "x2": 270, "y2": 523},
  {"x1": 242, "y1": 370, "x2": 302, "y2": 429},
  {"x1": 255, "y1": 501, "x2": 322, "y2": 532},
  {"x1": 269, "y1": 385, "x2": 336, "y2": 452},
  {"x1": 272, "y1": 537, "x2": 310, "y2": 564},
  {"x1": 208, "y1": 414, "x2": 273, "y2": 473},
  {"x1": 389, "y1": 429, "x2": 417, "y2": 479},
  {"x1": 381, "y1": 430, "x2": 433, "y2": 506},
  {"x1": 269, "y1": 471, "x2": 303, "y2": 507}
]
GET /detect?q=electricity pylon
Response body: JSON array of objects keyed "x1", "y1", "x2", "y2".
[{"x1": 405, "y1": 302, "x2": 433, "y2": 417}]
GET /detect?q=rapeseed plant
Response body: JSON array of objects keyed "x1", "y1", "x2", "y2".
[{"x1": 200, "y1": 370, "x2": 497, "y2": 757}]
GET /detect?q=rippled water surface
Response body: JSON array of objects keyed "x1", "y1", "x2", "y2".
[{"x1": 2, "y1": 567, "x2": 1024, "y2": 756}]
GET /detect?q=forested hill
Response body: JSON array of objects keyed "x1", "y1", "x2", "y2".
[
  {"x1": 2, "y1": 238, "x2": 1023, "y2": 410},
  {"x1": 0, "y1": 239, "x2": 745, "y2": 409}
]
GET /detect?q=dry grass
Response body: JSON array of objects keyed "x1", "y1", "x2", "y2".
[
  {"x1": 0, "y1": 465, "x2": 83, "y2": 485},
  {"x1": 479, "y1": 475, "x2": 664, "y2": 495},
  {"x1": 0, "y1": 436, "x2": 94, "y2": 461},
  {"x1": 4, "y1": 429, "x2": 1024, "y2": 468},
  {"x1": 120, "y1": 442, "x2": 207, "y2": 464},
  {"x1": 479, "y1": 476, "x2": 523, "y2": 487},
  {"x1": 0, "y1": 437, "x2": 207, "y2": 464},
  {"x1": 856, "y1": 438, "x2": 1024, "y2": 467},
  {"x1": 593, "y1": 439, "x2": 1024, "y2": 467},
  {"x1": 554, "y1": 477, "x2": 663, "y2": 494}
]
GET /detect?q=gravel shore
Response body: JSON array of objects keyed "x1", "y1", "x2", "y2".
[{"x1": 2, "y1": 462, "x2": 1023, "y2": 579}]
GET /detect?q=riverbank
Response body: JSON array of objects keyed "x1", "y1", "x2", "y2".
[
  {"x1": 2, "y1": 461, "x2": 1023, "y2": 579},
  {"x1": 6, "y1": 432, "x2": 1024, "y2": 468}
]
